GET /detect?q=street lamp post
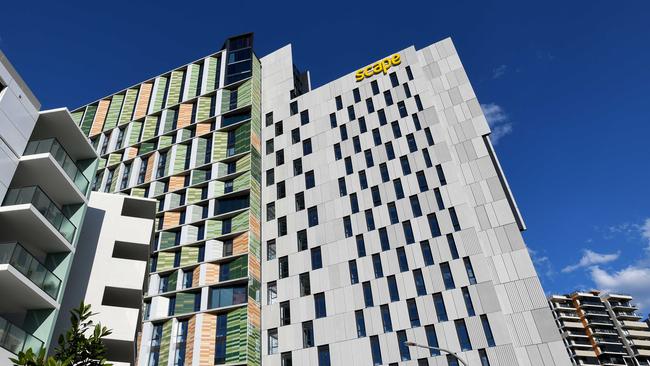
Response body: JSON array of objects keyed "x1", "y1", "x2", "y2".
[{"x1": 404, "y1": 341, "x2": 469, "y2": 366}]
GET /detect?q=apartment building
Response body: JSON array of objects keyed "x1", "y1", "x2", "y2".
[
  {"x1": 549, "y1": 291, "x2": 650, "y2": 366},
  {"x1": 68, "y1": 32, "x2": 571, "y2": 366},
  {"x1": 51, "y1": 192, "x2": 156, "y2": 365}
]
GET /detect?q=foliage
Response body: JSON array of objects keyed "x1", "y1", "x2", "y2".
[{"x1": 10, "y1": 302, "x2": 112, "y2": 366}]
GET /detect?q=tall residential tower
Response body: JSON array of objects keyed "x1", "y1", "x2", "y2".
[{"x1": 70, "y1": 33, "x2": 571, "y2": 366}]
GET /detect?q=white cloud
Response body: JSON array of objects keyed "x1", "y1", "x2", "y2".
[
  {"x1": 591, "y1": 265, "x2": 650, "y2": 310},
  {"x1": 481, "y1": 103, "x2": 513, "y2": 145},
  {"x1": 642, "y1": 218, "x2": 650, "y2": 246},
  {"x1": 492, "y1": 64, "x2": 507, "y2": 79},
  {"x1": 529, "y1": 248, "x2": 555, "y2": 279},
  {"x1": 562, "y1": 249, "x2": 620, "y2": 273}
]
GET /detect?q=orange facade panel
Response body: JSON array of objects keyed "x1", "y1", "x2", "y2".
[
  {"x1": 163, "y1": 211, "x2": 181, "y2": 230},
  {"x1": 169, "y1": 175, "x2": 186, "y2": 192},
  {"x1": 89, "y1": 99, "x2": 110, "y2": 137},
  {"x1": 126, "y1": 147, "x2": 139, "y2": 160},
  {"x1": 134, "y1": 83, "x2": 153, "y2": 120},
  {"x1": 192, "y1": 266, "x2": 201, "y2": 288},
  {"x1": 249, "y1": 255, "x2": 260, "y2": 282},
  {"x1": 233, "y1": 233, "x2": 249, "y2": 255},
  {"x1": 196, "y1": 122, "x2": 211, "y2": 136},
  {"x1": 185, "y1": 316, "x2": 196, "y2": 366},
  {"x1": 204, "y1": 263, "x2": 220, "y2": 285},
  {"x1": 199, "y1": 314, "x2": 216, "y2": 365},
  {"x1": 248, "y1": 298, "x2": 261, "y2": 329},
  {"x1": 178, "y1": 103, "x2": 193, "y2": 129},
  {"x1": 144, "y1": 154, "x2": 155, "y2": 183}
]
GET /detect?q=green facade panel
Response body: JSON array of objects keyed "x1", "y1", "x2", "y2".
[
  {"x1": 80, "y1": 104, "x2": 98, "y2": 136},
  {"x1": 225, "y1": 307, "x2": 247, "y2": 364},
  {"x1": 167, "y1": 70, "x2": 185, "y2": 106},
  {"x1": 186, "y1": 63, "x2": 201, "y2": 99},
  {"x1": 119, "y1": 88, "x2": 138, "y2": 125},
  {"x1": 152, "y1": 76, "x2": 169, "y2": 112},
  {"x1": 104, "y1": 94, "x2": 124, "y2": 131}
]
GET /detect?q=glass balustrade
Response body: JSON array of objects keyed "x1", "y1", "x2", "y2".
[
  {"x1": 24, "y1": 138, "x2": 89, "y2": 194},
  {"x1": 2, "y1": 186, "x2": 77, "y2": 243},
  {"x1": 0, "y1": 243, "x2": 61, "y2": 299},
  {"x1": 0, "y1": 315, "x2": 44, "y2": 355}
]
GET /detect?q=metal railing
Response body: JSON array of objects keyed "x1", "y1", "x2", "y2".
[
  {"x1": 24, "y1": 138, "x2": 89, "y2": 194},
  {"x1": 0, "y1": 315, "x2": 44, "y2": 355},
  {"x1": 2, "y1": 186, "x2": 77, "y2": 243},
  {"x1": 0, "y1": 243, "x2": 61, "y2": 299}
]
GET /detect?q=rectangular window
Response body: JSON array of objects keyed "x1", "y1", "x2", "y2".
[
  {"x1": 267, "y1": 282, "x2": 277, "y2": 305},
  {"x1": 384, "y1": 90, "x2": 393, "y2": 106},
  {"x1": 343, "y1": 216, "x2": 353, "y2": 238},
  {"x1": 214, "y1": 315, "x2": 228, "y2": 364},
  {"x1": 407, "y1": 298, "x2": 421, "y2": 327},
  {"x1": 305, "y1": 170, "x2": 315, "y2": 189},
  {"x1": 372, "y1": 254, "x2": 383, "y2": 278},
  {"x1": 330, "y1": 113, "x2": 337, "y2": 128},
  {"x1": 379, "y1": 163, "x2": 390, "y2": 183},
  {"x1": 300, "y1": 110, "x2": 310, "y2": 125},
  {"x1": 300, "y1": 272, "x2": 311, "y2": 296},
  {"x1": 410, "y1": 195, "x2": 422, "y2": 217},
  {"x1": 266, "y1": 139, "x2": 274, "y2": 155},
  {"x1": 422, "y1": 148, "x2": 432, "y2": 168},
  {"x1": 416, "y1": 171, "x2": 428, "y2": 192},
  {"x1": 455, "y1": 319, "x2": 472, "y2": 351},
  {"x1": 428, "y1": 213, "x2": 441, "y2": 237},
  {"x1": 434, "y1": 188, "x2": 445, "y2": 210},
  {"x1": 314, "y1": 292, "x2": 327, "y2": 318},
  {"x1": 311, "y1": 247, "x2": 323, "y2": 270},
  {"x1": 403, "y1": 221, "x2": 415, "y2": 244},
  {"x1": 447, "y1": 355, "x2": 459, "y2": 366},
  {"x1": 393, "y1": 178, "x2": 404, "y2": 199},
  {"x1": 277, "y1": 181, "x2": 286, "y2": 198},
  {"x1": 353, "y1": 136, "x2": 361, "y2": 153},
  {"x1": 372, "y1": 128, "x2": 382, "y2": 146},
  {"x1": 297, "y1": 229, "x2": 308, "y2": 251},
  {"x1": 363, "y1": 281, "x2": 374, "y2": 307},
  {"x1": 371, "y1": 80, "x2": 379, "y2": 95},
  {"x1": 335, "y1": 95, "x2": 343, "y2": 110},
  {"x1": 400, "y1": 156, "x2": 411, "y2": 175},
  {"x1": 281, "y1": 352, "x2": 292, "y2": 366},
  {"x1": 275, "y1": 121, "x2": 283, "y2": 136},
  {"x1": 381, "y1": 304, "x2": 393, "y2": 332},
  {"x1": 353, "y1": 88, "x2": 361, "y2": 103},
  {"x1": 302, "y1": 138, "x2": 312, "y2": 155},
  {"x1": 462, "y1": 287, "x2": 476, "y2": 316},
  {"x1": 293, "y1": 158, "x2": 303, "y2": 175},
  {"x1": 303, "y1": 321, "x2": 314, "y2": 348},
  {"x1": 385, "y1": 142, "x2": 395, "y2": 160},
  {"x1": 406, "y1": 133, "x2": 417, "y2": 152},
  {"x1": 364, "y1": 149, "x2": 374, "y2": 168},
  {"x1": 347, "y1": 105, "x2": 356, "y2": 121},
  {"x1": 279, "y1": 256, "x2": 289, "y2": 279},
  {"x1": 349, "y1": 260, "x2": 359, "y2": 284},
  {"x1": 295, "y1": 192, "x2": 305, "y2": 211},
  {"x1": 278, "y1": 216, "x2": 287, "y2": 236},
  {"x1": 120, "y1": 163, "x2": 131, "y2": 190},
  {"x1": 266, "y1": 112, "x2": 274, "y2": 127},
  {"x1": 398, "y1": 101, "x2": 408, "y2": 118},
  {"x1": 366, "y1": 98, "x2": 375, "y2": 114},
  {"x1": 397, "y1": 247, "x2": 409, "y2": 272},
  {"x1": 350, "y1": 193, "x2": 359, "y2": 213},
  {"x1": 368, "y1": 338, "x2": 383, "y2": 366},
  {"x1": 378, "y1": 228, "x2": 390, "y2": 251},
  {"x1": 356, "y1": 234, "x2": 366, "y2": 257},
  {"x1": 387, "y1": 275, "x2": 400, "y2": 302},
  {"x1": 406, "y1": 66, "x2": 414, "y2": 80},
  {"x1": 359, "y1": 170, "x2": 368, "y2": 189},
  {"x1": 291, "y1": 128, "x2": 300, "y2": 144},
  {"x1": 290, "y1": 101, "x2": 298, "y2": 116},
  {"x1": 334, "y1": 143, "x2": 342, "y2": 160},
  {"x1": 415, "y1": 95, "x2": 423, "y2": 111},
  {"x1": 421, "y1": 241, "x2": 434, "y2": 266},
  {"x1": 397, "y1": 330, "x2": 411, "y2": 361},
  {"x1": 266, "y1": 202, "x2": 275, "y2": 221},
  {"x1": 425, "y1": 325, "x2": 440, "y2": 356},
  {"x1": 276, "y1": 149, "x2": 285, "y2": 165},
  {"x1": 403, "y1": 83, "x2": 412, "y2": 98},
  {"x1": 391, "y1": 121, "x2": 402, "y2": 138},
  {"x1": 280, "y1": 301, "x2": 291, "y2": 326},
  {"x1": 465, "y1": 257, "x2": 477, "y2": 284},
  {"x1": 433, "y1": 292, "x2": 448, "y2": 322},
  {"x1": 413, "y1": 269, "x2": 427, "y2": 296},
  {"x1": 267, "y1": 239, "x2": 276, "y2": 260},
  {"x1": 449, "y1": 207, "x2": 461, "y2": 231},
  {"x1": 377, "y1": 109, "x2": 387, "y2": 125},
  {"x1": 479, "y1": 349, "x2": 491, "y2": 366},
  {"x1": 359, "y1": 116, "x2": 367, "y2": 133},
  {"x1": 365, "y1": 209, "x2": 375, "y2": 231},
  {"x1": 424, "y1": 127, "x2": 435, "y2": 145},
  {"x1": 387, "y1": 202, "x2": 398, "y2": 224},
  {"x1": 345, "y1": 157, "x2": 353, "y2": 175},
  {"x1": 317, "y1": 345, "x2": 330, "y2": 366},
  {"x1": 436, "y1": 164, "x2": 447, "y2": 185},
  {"x1": 441, "y1": 262, "x2": 455, "y2": 289},
  {"x1": 448, "y1": 234, "x2": 459, "y2": 259},
  {"x1": 339, "y1": 177, "x2": 348, "y2": 197},
  {"x1": 266, "y1": 169, "x2": 274, "y2": 186},
  {"x1": 371, "y1": 186, "x2": 382, "y2": 206},
  {"x1": 355, "y1": 310, "x2": 366, "y2": 337},
  {"x1": 308, "y1": 206, "x2": 319, "y2": 227},
  {"x1": 390, "y1": 72, "x2": 399, "y2": 87},
  {"x1": 340, "y1": 125, "x2": 348, "y2": 140}
]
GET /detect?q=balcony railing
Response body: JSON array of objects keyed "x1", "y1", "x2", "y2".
[
  {"x1": 2, "y1": 186, "x2": 77, "y2": 243},
  {"x1": 0, "y1": 315, "x2": 44, "y2": 355},
  {"x1": 0, "y1": 243, "x2": 61, "y2": 299},
  {"x1": 24, "y1": 138, "x2": 89, "y2": 194}
]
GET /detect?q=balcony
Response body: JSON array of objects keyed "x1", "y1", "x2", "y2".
[
  {"x1": 0, "y1": 243, "x2": 61, "y2": 302},
  {"x1": 630, "y1": 339, "x2": 650, "y2": 348},
  {"x1": 609, "y1": 302, "x2": 638, "y2": 310},
  {"x1": 615, "y1": 311, "x2": 642, "y2": 320},
  {"x1": 0, "y1": 315, "x2": 44, "y2": 355},
  {"x1": 620, "y1": 320, "x2": 649, "y2": 330},
  {"x1": 0, "y1": 186, "x2": 77, "y2": 248}
]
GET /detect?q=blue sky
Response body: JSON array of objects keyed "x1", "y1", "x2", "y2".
[{"x1": 2, "y1": 1, "x2": 650, "y2": 312}]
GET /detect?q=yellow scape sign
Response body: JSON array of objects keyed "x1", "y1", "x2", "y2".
[{"x1": 355, "y1": 54, "x2": 401, "y2": 82}]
